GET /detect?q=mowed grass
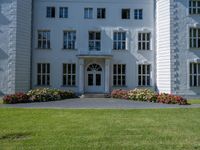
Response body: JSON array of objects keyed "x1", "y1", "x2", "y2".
[
  {"x1": 188, "y1": 99, "x2": 200, "y2": 104},
  {"x1": 0, "y1": 109, "x2": 200, "y2": 150}
]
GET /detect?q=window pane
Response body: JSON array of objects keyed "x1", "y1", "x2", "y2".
[
  {"x1": 96, "y1": 74, "x2": 101, "y2": 86},
  {"x1": 88, "y1": 74, "x2": 93, "y2": 86}
]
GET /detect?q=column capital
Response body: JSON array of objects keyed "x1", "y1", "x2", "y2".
[
  {"x1": 105, "y1": 59, "x2": 111, "y2": 66},
  {"x1": 79, "y1": 58, "x2": 85, "y2": 65}
]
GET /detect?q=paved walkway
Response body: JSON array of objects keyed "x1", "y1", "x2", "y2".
[{"x1": 0, "y1": 98, "x2": 200, "y2": 109}]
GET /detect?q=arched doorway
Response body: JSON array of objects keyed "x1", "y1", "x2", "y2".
[{"x1": 86, "y1": 64, "x2": 104, "y2": 93}]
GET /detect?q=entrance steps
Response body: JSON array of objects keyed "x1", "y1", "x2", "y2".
[{"x1": 80, "y1": 93, "x2": 110, "y2": 98}]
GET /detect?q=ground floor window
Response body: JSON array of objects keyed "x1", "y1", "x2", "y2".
[
  {"x1": 138, "y1": 64, "x2": 151, "y2": 86},
  {"x1": 63, "y1": 64, "x2": 76, "y2": 86},
  {"x1": 37, "y1": 63, "x2": 50, "y2": 86},
  {"x1": 190, "y1": 62, "x2": 200, "y2": 87},
  {"x1": 113, "y1": 64, "x2": 126, "y2": 86}
]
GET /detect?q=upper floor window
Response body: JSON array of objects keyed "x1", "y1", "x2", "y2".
[
  {"x1": 189, "y1": 0, "x2": 200, "y2": 15},
  {"x1": 59, "y1": 7, "x2": 68, "y2": 18},
  {"x1": 190, "y1": 28, "x2": 200, "y2": 49},
  {"x1": 113, "y1": 64, "x2": 126, "y2": 86},
  {"x1": 89, "y1": 31, "x2": 101, "y2": 51},
  {"x1": 38, "y1": 31, "x2": 50, "y2": 49},
  {"x1": 63, "y1": 64, "x2": 76, "y2": 86},
  {"x1": 138, "y1": 64, "x2": 151, "y2": 86},
  {"x1": 97, "y1": 8, "x2": 106, "y2": 19},
  {"x1": 134, "y1": 9, "x2": 143, "y2": 20},
  {"x1": 113, "y1": 32, "x2": 126, "y2": 50},
  {"x1": 121, "y1": 9, "x2": 130, "y2": 19},
  {"x1": 37, "y1": 63, "x2": 50, "y2": 86},
  {"x1": 138, "y1": 32, "x2": 151, "y2": 50},
  {"x1": 190, "y1": 62, "x2": 200, "y2": 87},
  {"x1": 84, "y1": 8, "x2": 93, "y2": 19},
  {"x1": 46, "y1": 7, "x2": 55, "y2": 18},
  {"x1": 63, "y1": 31, "x2": 76, "y2": 49}
]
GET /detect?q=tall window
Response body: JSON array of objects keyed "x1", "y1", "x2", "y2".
[
  {"x1": 63, "y1": 64, "x2": 76, "y2": 86},
  {"x1": 121, "y1": 9, "x2": 130, "y2": 19},
  {"x1": 189, "y1": 0, "x2": 200, "y2": 15},
  {"x1": 138, "y1": 33, "x2": 151, "y2": 50},
  {"x1": 97, "y1": 8, "x2": 106, "y2": 19},
  {"x1": 138, "y1": 64, "x2": 151, "y2": 86},
  {"x1": 89, "y1": 31, "x2": 101, "y2": 51},
  {"x1": 190, "y1": 28, "x2": 200, "y2": 49},
  {"x1": 38, "y1": 31, "x2": 50, "y2": 49},
  {"x1": 84, "y1": 8, "x2": 93, "y2": 19},
  {"x1": 134, "y1": 9, "x2": 143, "y2": 20},
  {"x1": 63, "y1": 31, "x2": 76, "y2": 49},
  {"x1": 113, "y1": 32, "x2": 126, "y2": 50},
  {"x1": 46, "y1": 7, "x2": 55, "y2": 18},
  {"x1": 113, "y1": 64, "x2": 126, "y2": 86},
  {"x1": 59, "y1": 7, "x2": 68, "y2": 18},
  {"x1": 190, "y1": 63, "x2": 200, "y2": 87},
  {"x1": 37, "y1": 63, "x2": 50, "y2": 86}
]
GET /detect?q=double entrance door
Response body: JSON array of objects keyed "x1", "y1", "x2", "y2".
[{"x1": 85, "y1": 64, "x2": 104, "y2": 93}]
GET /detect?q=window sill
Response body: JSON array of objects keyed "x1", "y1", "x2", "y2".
[
  {"x1": 137, "y1": 86, "x2": 152, "y2": 88},
  {"x1": 62, "y1": 48, "x2": 78, "y2": 51},
  {"x1": 35, "y1": 48, "x2": 51, "y2": 50},
  {"x1": 189, "y1": 48, "x2": 200, "y2": 51},
  {"x1": 112, "y1": 86, "x2": 128, "y2": 88},
  {"x1": 34, "y1": 85, "x2": 51, "y2": 88},
  {"x1": 138, "y1": 49, "x2": 152, "y2": 51},
  {"x1": 61, "y1": 85, "x2": 77, "y2": 88},
  {"x1": 112, "y1": 49, "x2": 128, "y2": 51}
]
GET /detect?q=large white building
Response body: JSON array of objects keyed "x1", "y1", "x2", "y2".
[{"x1": 0, "y1": 0, "x2": 200, "y2": 97}]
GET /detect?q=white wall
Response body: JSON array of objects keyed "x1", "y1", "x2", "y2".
[
  {"x1": 0, "y1": 0, "x2": 32, "y2": 95},
  {"x1": 32, "y1": 0, "x2": 155, "y2": 93},
  {"x1": 156, "y1": 0, "x2": 173, "y2": 93}
]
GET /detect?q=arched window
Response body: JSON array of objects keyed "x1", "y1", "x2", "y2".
[{"x1": 87, "y1": 64, "x2": 102, "y2": 71}]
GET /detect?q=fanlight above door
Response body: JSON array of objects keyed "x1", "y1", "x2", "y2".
[{"x1": 87, "y1": 64, "x2": 102, "y2": 71}]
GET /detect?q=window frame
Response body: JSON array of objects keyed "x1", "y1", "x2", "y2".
[
  {"x1": 113, "y1": 64, "x2": 126, "y2": 87},
  {"x1": 63, "y1": 30, "x2": 76, "y2": 50},
  {"x1": 138, "y1": 32, "x2": 151, "y2": 51},
  {"x1": 134, "y1": 9, "x2": 143, "y2": 20},
  {"x1": 189, "y1": 0, "x2": 200, "y2": 15},
  {"x1": 46, "y1": 7, "x2": 56, "y2": 18},
  {"x1": 97, "y1": 8, "x2": 106, "y2": 19},
  {"x1": 189, "y1": 27, "x2": 200, "y2": 49},
  {"x1": 37, "y1": 63, "x2": 50, "y2": 86},
  {"x1": 138, "y1": 64, "x2": 151, "y2": 87},
  {"x1": 63, "y1": 63, "x2": 76, "y2": 86},
  {"x1": 59, "y1": 7, "x2": 68, "y2": 18},
  {"x1": 37, "y1": 30, "x2": 51, "y2": 49},
  {"x1": 113, "y1": 31, "x2": 127, "y2": 50},
  {"x1": 121, "y1": 9, "x2": 130, "y2": 19},
  {"x1": 84, "y1": 8, "x2": 93, "y2": 19},
  {"x1": 88, "y1": 31, "x2": 101, "y2": 51}
]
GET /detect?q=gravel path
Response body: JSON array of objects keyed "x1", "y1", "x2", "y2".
[{"x1": 0, "y1": 98, "x2": 200, "y2": 109}]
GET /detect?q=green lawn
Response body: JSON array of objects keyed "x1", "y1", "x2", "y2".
[
  {"x1": 0, "y1": 109, "x2": 200, "y2": 150},
  {"x1": 0, "y1": 100, "x2": 3, "y2": 104},
  {"x1": 188, "y1": 99, "x2": 200, "y2": 104}
]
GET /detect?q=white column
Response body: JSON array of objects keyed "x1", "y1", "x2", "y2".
[
  {"x1": 105, "y1": 59, "x2": 111, "y2": 93},
  {"x1": 79, "y1": 59, "x2": 84, "y2": 94}
]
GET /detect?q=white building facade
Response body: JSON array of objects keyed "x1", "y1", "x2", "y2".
[{"x1": 0, "y1": 0, "x2": 200, "y2": 97}]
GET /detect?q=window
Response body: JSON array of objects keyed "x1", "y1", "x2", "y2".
[
  {"x1": 113, "y1": 32, "x2": 126, "y2": 50},
  {"x1": 138, "y1": 33, "x2": 151, "y2": 50},
  {"x1": 37, "y1": 63, "x2": 50, "y2": 86},
  {"x1": 190, "y1": 63, "x2": 200, "y2": 87},
  {"x1": 59, "y1": 7, "x2": 68, "y2": 18},
  {"x1": 113, "y1": 64, "x2": 126, "y2": 86},
  {"x1": 134, "y1": 9, "x2": 143, "y2": 20},
  {"x1": 121, "y1": 9, "x2": 130, "y2": 19},
  {"x1": 63, "y1": 64, "x2": 76, "y2": 86},
  {"x1": 89, "y1": 31, "x2": 101, "y2": 51},
  {"x1": 190, "y1": 28, "x2": 200, "y2": 49},
  {"x1": 97, "y1": 8, "x2": 106, "y2": 19},
  {"x1": 46, "y1": 7, "x2": 55, "y2": 18},
  {"x1": 38, "y1": 31, "x2": 50, "y2": 49},
  {"x1": 84, "y1": 8, "x2": 93, "y2": 19},
  {"x1": 63, "y1": 31, "x2": 76, "y2": 49},
  {"x1": 138, "y1": 64, "x2": 151, "y2": 86},
  {"x1": 189, "y1": 0, "x2": 200, "y2": 15}
]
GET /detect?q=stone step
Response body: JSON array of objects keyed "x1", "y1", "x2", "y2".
[{"x1": 80, "y1": 93, "x2": 110, "y2": 98}]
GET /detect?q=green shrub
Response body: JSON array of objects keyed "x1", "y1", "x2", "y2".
[{"x1": 128, "y1": 89, "x2": 157, "y2": 102}]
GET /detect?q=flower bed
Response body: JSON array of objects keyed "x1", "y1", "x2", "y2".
[
  {"x1": 3, "y1": 88, "x2": 76, "y2": 104},
  {"x1": 111, "y1": 88, "x2": 188, "y2": 105}
]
